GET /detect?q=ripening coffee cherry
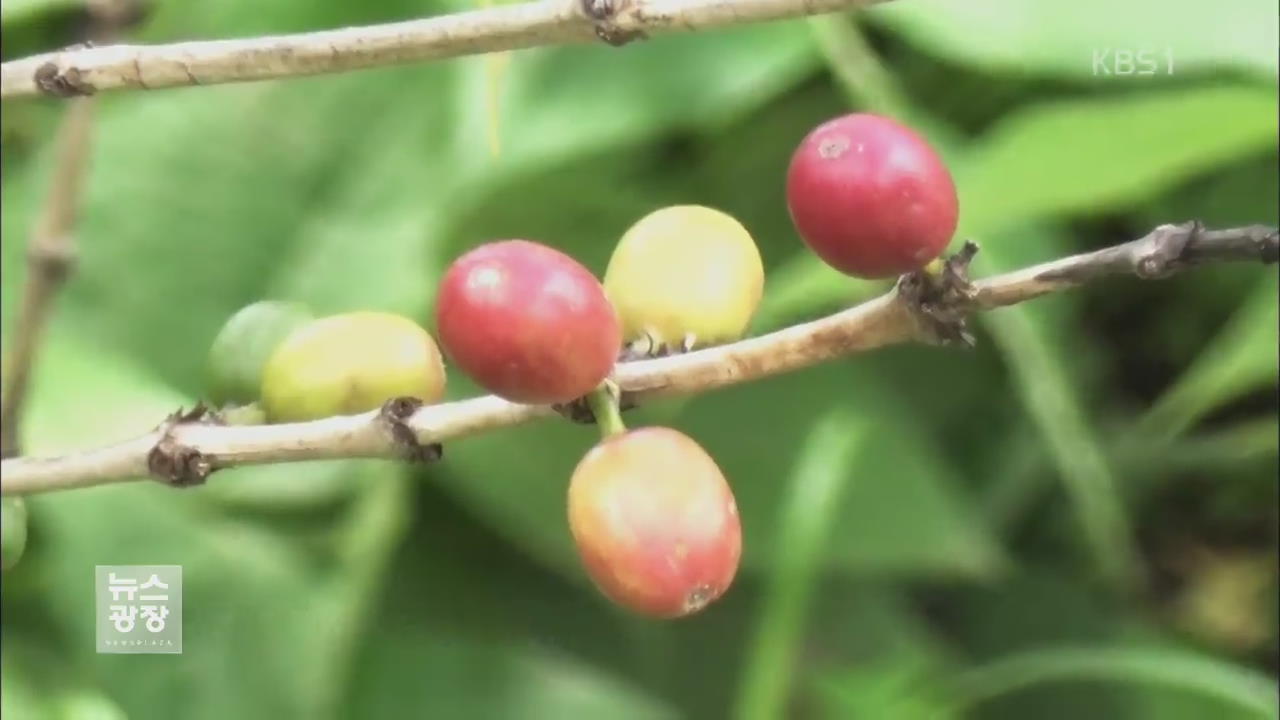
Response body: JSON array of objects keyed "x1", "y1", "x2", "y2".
[
  {"x1": 260, "y1": 311, "x2": 446, "y2": 422},
  {"x1": 2, "y1": 497, "x2": 28, "y2": 571},
  {"x1": 435, "y1": 240, "x2": 621, "y2": 405},
  {"x1": 786, "y1": 113, "x2": 959, "y2": 278},
  {"x1": 568, "y1": 426, "x2": 742, "y2": 618},
  {"x1": 207, "y1": 300, "x2": 314, "y2": 406},
  {"x1": 604, "y1": 205, "x2": 764, "y2": 351}
]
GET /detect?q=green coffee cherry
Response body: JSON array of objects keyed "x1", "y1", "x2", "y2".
[
  {"x1": 207, "y1": 300, "x2": 314, "y2": 406},
  {"x1": 260, "y1": 311, "x2": 447, "y2": 423},
  {"x1": 604, "y1": 205, "x2": 765, "y2": 352},
  {"x1": 2, "y1": 496, "x2": 28, "y2": 571}
]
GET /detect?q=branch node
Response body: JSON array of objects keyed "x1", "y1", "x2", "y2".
[
  {"x1": 580, "y1": 0, "x2": 647, "y2": 46},
  {"x1": 1134, "y1": 221, "x2": 1197, "y2": 279},
  {"x1": 553, "y1": 378, "x2": 635, "y2": 424},
  {"x1": 26, "y1": 240, "x2": 79, "y2": 284},
  {"x1": 896, "y1": 241, "x2": 980, "y2": 346},
  {"x1": 34, "y1": 62, "x2": 96, "y2": 98},
  {"x1": 379, "y1": 397, "x2": 442, "y2": 463},
  {"x1": 146, "y1": 403, "x2": 216, "y2": 487}
]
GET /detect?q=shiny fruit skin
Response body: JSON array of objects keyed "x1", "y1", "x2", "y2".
[
  {"x1": 604, "y1": 205, "x2": 764, "y2": 349},
  {"x1": 568, "y1": 427, "x2": 742, "y2": 618},
  {"x1": 207, "y1": 300, "x2": 314, "y2": 406},
  {"x1": 786, "y1": 113, "x2": 959, "y2": 279},
  {"x1": 435, "y1": 240, "x2": 621, "y2": 405},
  {"x1": 260, "y1": 311, "x2": 446, "y2": 422}
]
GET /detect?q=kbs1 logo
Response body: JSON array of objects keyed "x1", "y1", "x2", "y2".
[
  {"x1": 1092, "y1": 48, "x2": 1175, "y2": 76},
  {"x1": 95, "y1": 565, "x2": 183, "y2": 654}
]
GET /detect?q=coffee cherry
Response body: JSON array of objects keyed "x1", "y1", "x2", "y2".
[
  {"x1": 207, "y1": 300, "x2": 314, "y2": 406},
  {"x1": 786, "y1": 113, "x2": 958, "y2": 278},
  {"x1": 604, "y1": 205, "x2": 764, "y2": 352},
  {"x1": 260, "y1": 311, "x2": 446, "y2": 422},
  {"x1": 435, "y1": 240, "x2": 620, "y2": 405},
  {"x1": 2, "y1": 497, "x2": 28, "y2": 571},
  {"x1": 568, "y1": 426, "x2": 741, "y2": 618}
]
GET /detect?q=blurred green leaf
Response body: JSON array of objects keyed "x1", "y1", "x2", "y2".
[
  {"x1": 735, "y1": 410, "x2": 866, "y2": 720},
  {"x1": 947, "y1": 646, "x2": 1280, "y2": 718},
  {"x1": 983, "y1": 415, "x2": 1280, "y2": 531},
  {"x1": 969, "y1": 225, "x2": 1137, "y2": 590},
  {"x1": 959, "y1": 85, "x2": 1279, "y2": 233},
  {"x1": 487, "y1": 26, "x2": 820, "y2": 175},
  {"x1": 679, "y1": 364, "x2": 1006, "y2": 578},
  {"x1": 868, "y1": 0, "x2": 1279, "y2": 80},
  {"x1": 0, "y1": 646, "x2": 54, "y2": 720},
  {"x1": 813, "y1": 652, "x2": 957, "y2": 720},
  {"x1": 351, "y1": 634, "x2": 677, "y2": 719},
  {"x1": 1138, "y1": 154, "x2": 1280, "y2": 230},
  {"x1": 752, "y1": 253, "x2": 877, "y2": 331},
  {"x1": 808, "y1": 15, "x2": 915, "y2": 120},
  {"x1": 343, "y1": 474, "x2": 682, "y2": 719},
  {"x1": 947, "y1": 86, "x2": 1279, "y2": 588},
  {"x1": 0, "y1": 0, "x2": 78, "y2": 24},
  {"x1": 1137, "y1": 273, "x2": 1280, "y2": 441}
]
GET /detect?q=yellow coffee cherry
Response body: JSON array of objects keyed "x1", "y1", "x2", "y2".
[
  {"x1": 604, "y1": 205, "x2": 764, "y2": 352},
  {"x1": 261, "y1": 311, "x2": 446, "y2": 423}
]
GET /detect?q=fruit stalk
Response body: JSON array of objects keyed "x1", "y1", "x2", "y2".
[{"x1": 585, "y1": 383, "x2": 627, "y2": 439}]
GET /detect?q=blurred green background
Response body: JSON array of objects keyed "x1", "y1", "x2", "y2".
[{"x1": 1, "y1": 0, "x2": 1278, "y2": 718}]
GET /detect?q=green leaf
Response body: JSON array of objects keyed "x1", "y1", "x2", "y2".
[
  {"x1": 349, "y1": 632, "x2": 677, "y2": 719},
  {"x1": 734, "y1": 410, "x2": 867, "y2": 720},
  {"x1": 868, "y1": 0, "x2": 1279, "y2": 80},
  {"x1": 983, "y1": 416, "x2": 1280, "y2": 532},
  {"x1": 944, "y1": 86, "x2": 1279, "y2": 587},
  {"x1": 981, "y1": 305, "x2": 1136, "y2": 586},
  {"x1": 487, "y1": 25, "x2": 820, "y2": 175},
  {"x1": 751, "y1": 251, "x2": 879, "y2": 332},
  {"x1": 0, "y1": 0, "x2": 78, "y2": 24},
  {"x1": 678, "y1": 363, "x2": 1006, "y2": 578},
  {"x1": 967, "y1": 225, "x2": 1137, "y2": 589},
  {"x1": 343, "y1": 474, "x2": 681, "y2": 719},
  {"x1": 958, "y1": 84, "x2": 1280, "y2": 233},
  {"x1": 1138, "y1": 274, "x2": 1280, "y2": 441},
  {"x1": 946, "y1": 646, "x2": 1280, "y2": 718},
  {"x1": 812, "y1": 652, "x2": 957, "y2": 720}
]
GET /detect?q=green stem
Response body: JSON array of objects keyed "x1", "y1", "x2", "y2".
[{"x1": 586, "y1": 383, "x2": 627, "y2": 439}]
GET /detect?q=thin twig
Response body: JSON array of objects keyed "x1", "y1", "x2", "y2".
[
  {"x1": 0, "y1": 98, "x2": 96, "y2": 458},
  {"x1": 1, "y1": 222, "x2": 1273, "y2": 496},
  {"x1": 1, "y1": 0, "x2": 891, "y2": 100},
  {"x1": 0, "y1": 1, "x2": 139, "y2": 459}
]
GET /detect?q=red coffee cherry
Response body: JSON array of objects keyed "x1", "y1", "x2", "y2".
[
  {"x1": 568, "y1": 426, "x2": 742, "y2": 618},
  {"x1": 786, "y1": 113, "x2": 959, "y2": 278},
  {"x1": 435, "y1": 240, "x2": 621, "y2": 405}
]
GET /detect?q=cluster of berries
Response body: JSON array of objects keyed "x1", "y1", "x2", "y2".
[{"x1": 204, "y1": 113, "x2": 958, "y2": 617}]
